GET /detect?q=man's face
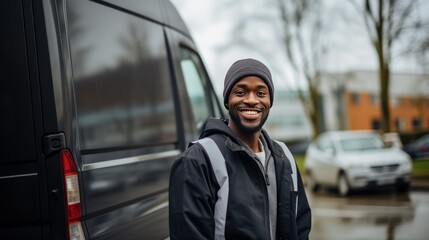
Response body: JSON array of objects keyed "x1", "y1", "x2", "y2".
[{"x1": 227, "y1": 76, "x2": 271, "y2": 134}]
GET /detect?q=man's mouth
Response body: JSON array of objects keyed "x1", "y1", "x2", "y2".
[
  {"x1": 238, "y1": 107, "x2": 263, "y2": 116},
  {"x1": 241, "y1": 110, "x2": 259, "y2": 115}
]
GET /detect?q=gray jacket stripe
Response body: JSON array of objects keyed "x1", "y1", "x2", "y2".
[
  {"x1": 196, "y1": 138, "x2": 229, "y2": 240},
  {"x1": 274, "y1": 140, "x2": 298, "y2": 218}
]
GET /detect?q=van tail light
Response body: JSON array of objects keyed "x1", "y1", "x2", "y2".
[{"x1": 61, "y1": 149, "x2": 86, "y2": 240}]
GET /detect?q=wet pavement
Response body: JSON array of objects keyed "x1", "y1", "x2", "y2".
[{"x1": 307, "y1": 186, "x2": 429, "y2": 240}]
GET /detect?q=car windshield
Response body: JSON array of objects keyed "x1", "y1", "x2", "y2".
[
  {"x1": 340, "y1": 136, "x2": 385, "y2": 152},
  {"x1": 416, "y1": 135, "x2": 429, "y2": 145}
]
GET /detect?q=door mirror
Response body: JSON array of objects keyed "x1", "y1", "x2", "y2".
[
  {"x1": 325, "y1": 147, "x2": 336, "y2": 157},
  {"x1": 384, "y1": 141, "x2": 394, "y2": 148}
]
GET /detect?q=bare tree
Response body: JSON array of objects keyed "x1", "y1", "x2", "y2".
[
  {"x1": 276, "y1": 0, "x2": 326, "y2": 138},
  {"x1": 349, "y1": 0, "x2": 420, "y2": 133},
  {"x1": 216, "y1": 0, "x2": 328, "y2": 138},
  {"x1": 402, "y1": 1, "x2": 429, "y2": 73}
]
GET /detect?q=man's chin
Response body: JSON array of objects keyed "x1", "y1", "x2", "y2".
[
  {"x1": 229, "y1": 111, "x2": 268, "y2": 134},
  {"x1": 242, "y1": 120, "x2": 261, "y2": 128},
  {"x1": 242, "y1": 125, "x2": 263, "y2": 133},
  {"x1": 235, "y1": 120, "x2": 264, "y2": 134}
]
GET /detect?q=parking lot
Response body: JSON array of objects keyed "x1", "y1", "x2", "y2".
[{"x1": 307, "y1": 186, "x2": 429, "y2": 240}]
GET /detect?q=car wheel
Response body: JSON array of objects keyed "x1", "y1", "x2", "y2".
[
  {"x1": 337, "y1": 173, "x2": 350, "y2": 197},
  {"x1": 396, "y1": 181, "x2": 410, "y2": 192},
  {"x1": 306, "y1": 171, "x2": 319, "y2": 192}
]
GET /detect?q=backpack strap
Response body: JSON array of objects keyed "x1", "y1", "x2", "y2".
[
  {"x1": 193, "y1": 137, "x2": 229, "y2": 240},
  {"x1": 274, "y1": 140, "x2": 298, "y2": 218}
]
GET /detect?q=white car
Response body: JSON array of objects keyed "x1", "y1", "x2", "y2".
[{"x1": 304, "y1": 131, "x2": 412, "y2": 196}]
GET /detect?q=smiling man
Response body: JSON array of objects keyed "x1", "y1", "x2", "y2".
[{"x1": 169, "y1": 58, "x2": 311, "y2": 240}]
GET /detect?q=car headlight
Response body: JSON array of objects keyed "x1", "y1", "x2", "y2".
[
  {"x1": 401, "y1": 160, "x2": 412, "y2": 172},
  {"x1": 347, "y1": 163, "x2": 366, "y2": 170}
]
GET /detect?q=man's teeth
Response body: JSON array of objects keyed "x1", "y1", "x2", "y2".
[{"x1": 242, "y1": 110, "x2": 258, "y2": 115}]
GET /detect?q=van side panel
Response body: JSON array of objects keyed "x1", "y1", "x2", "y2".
[{"x1": 2, "y1": 0, "x2": 223, "y2": 239}]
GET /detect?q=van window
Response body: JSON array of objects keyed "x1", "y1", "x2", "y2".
[
  {"x1": 67, "y1": 0, "x2": 177, "y2": 150},
  {"x1": 180, "y1": 49, "x2": 213, "y2": 130}
]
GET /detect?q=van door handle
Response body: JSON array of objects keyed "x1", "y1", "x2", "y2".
[{"x1": 43, "y1": 132, "x2": 66, "y2": 155}]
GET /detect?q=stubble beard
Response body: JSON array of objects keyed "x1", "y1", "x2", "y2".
[{"x1": 229, "y1": 107, "x2": 269, "y2": 134}]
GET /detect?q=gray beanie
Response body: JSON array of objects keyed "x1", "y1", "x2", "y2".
[{"x1": 223, "y1": 58, "x2": 274, "y2": 109}]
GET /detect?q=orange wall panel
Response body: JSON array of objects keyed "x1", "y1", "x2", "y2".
[{"x1": 343, "y1": 91, "x2": 429, "y2": 132}]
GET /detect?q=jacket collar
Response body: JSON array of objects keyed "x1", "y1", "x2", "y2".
[
  {"x1": 201, "y1": 117, "x2": 284, "y2": 160},
  {"x1": 226, "y1": 137, "x2": 254, "y2": 156}
]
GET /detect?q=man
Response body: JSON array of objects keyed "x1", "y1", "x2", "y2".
[{"x1": 169, "y1": 58, "x2": 311, "y2": 240}]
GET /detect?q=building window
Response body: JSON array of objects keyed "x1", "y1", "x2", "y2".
[
  {"x1": 412, "y1": 118, "x2": 422, "y2": 130},
  {"x1": 351, "y1": 92, "x2": 360, "y2": 105},
  {"x1": 372, "y1": 119, "x2": 381, "y2": 130},
  {"x1": 395, "y1": 118, "x2": 406, "y2": 131},
  {"x1": 370, "y1": 94, "x2": 379, "y2": 105}
]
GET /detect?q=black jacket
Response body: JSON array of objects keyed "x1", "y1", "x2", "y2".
[{"x1": 169, "y1": 118, "x2": 311, "y2": 239}]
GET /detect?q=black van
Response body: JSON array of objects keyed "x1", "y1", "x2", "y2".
[{"x1": 1, "y1": 0, "x2": 223, "y2": 239}]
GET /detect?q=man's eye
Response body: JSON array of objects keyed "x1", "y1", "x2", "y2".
[
  {"x1": 257, "y1": 91, "x2": 267, "y2": 97},
  {"x1": 236, "y1": 91, "x2": 245, "y2": 96}
]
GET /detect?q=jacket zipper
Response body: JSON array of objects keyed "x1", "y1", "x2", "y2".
[
  {"x1": 250, "y1": 155, "x2": 272, "y2": 240},
  {"x1": 240, "y1": 149, "x2": 271, "y2": 240},
  {"x1": 253, "y1": 156, "x2": 270, "y2": 186}
]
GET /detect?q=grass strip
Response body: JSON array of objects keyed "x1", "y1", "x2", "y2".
[{"x1": 412, "y1": 158, "x2": 429, "y2": 177}]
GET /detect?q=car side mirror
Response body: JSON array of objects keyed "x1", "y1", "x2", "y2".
[
  {"x1": 326, "y1": 147, "x2": 336, "y2": 157},
  {"x1": 384, "y1": 141, "x2": 394, "y2": 148}
]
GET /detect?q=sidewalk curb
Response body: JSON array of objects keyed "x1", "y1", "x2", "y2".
[{"x1": 301, "y1": 176, "x2": 429, "y2": 191}]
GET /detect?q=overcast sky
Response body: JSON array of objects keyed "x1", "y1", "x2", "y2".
[{"x1": 170, "y1": 0, "x2": 427, "y2": 95}]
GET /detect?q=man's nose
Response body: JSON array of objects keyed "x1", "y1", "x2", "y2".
[{"x1": 243, "y1": 92, "x2": 259, "y2": 105}]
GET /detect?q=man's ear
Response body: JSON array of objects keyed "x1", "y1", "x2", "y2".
[{"x1": 224, "y1": 103, "x2": 229, "y2": 110}]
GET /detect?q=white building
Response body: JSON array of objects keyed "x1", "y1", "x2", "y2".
[{"x1": 264, "y1": 90, "x2": 313, "y2": 141}]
